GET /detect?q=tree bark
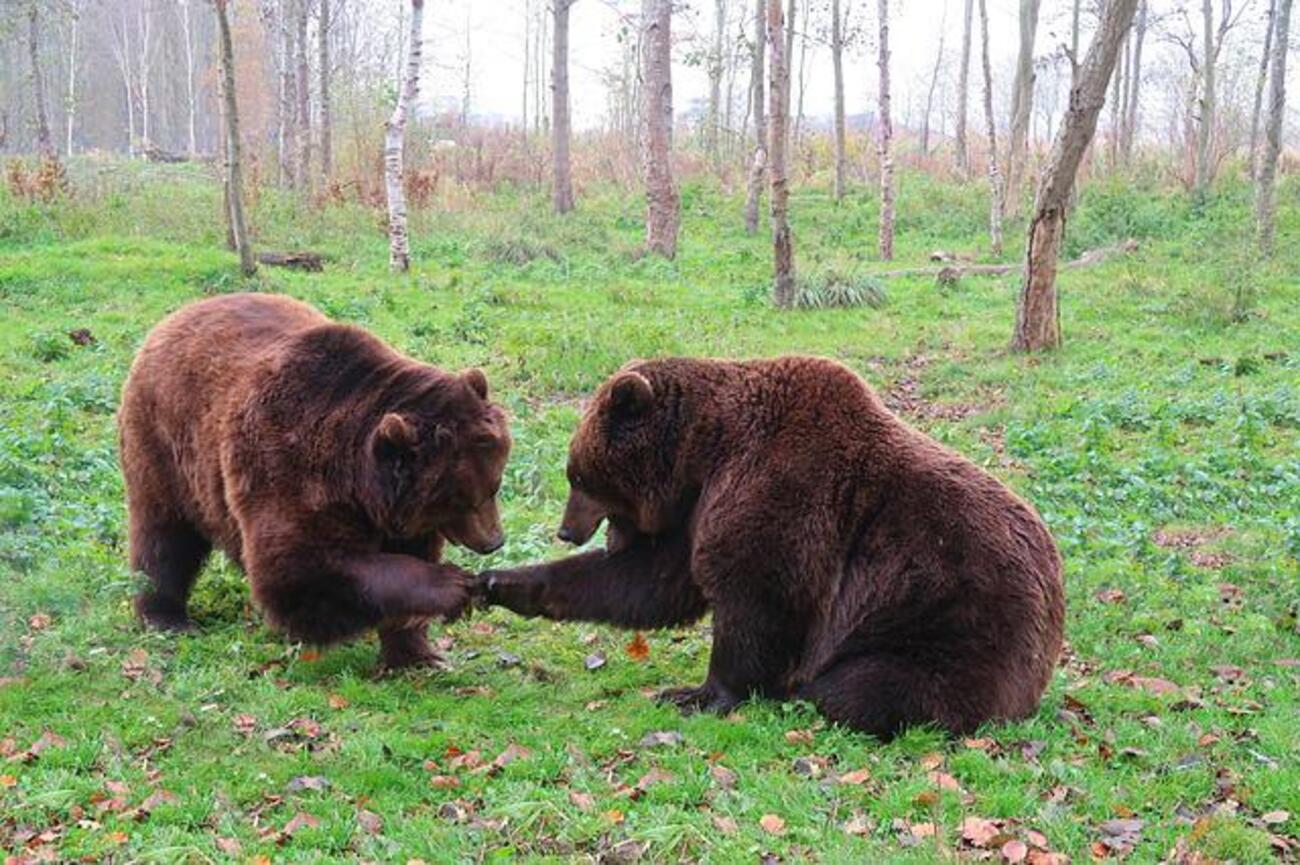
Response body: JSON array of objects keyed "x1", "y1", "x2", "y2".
[
  {"x1": 214, "y1": 0, "x2": 256, "y2": 277},
  {"x1": 180, "y1": 0, "x2": 198, "y2": 157},
  {"x1": 921, "y1": 6, "x2": 947, "y2": 157},
  {"x1": 641, "y1": 0, "x2": 679, "y2": 258},
  {"x1": 27, "y1": 4, "x2": 54, "y2": 158},
  {"x1": 1194, "y1": 0, "x2": 1216, "y2": 197},
  {"x1": 876, "y1": 0, "x2": 894, "y2": 261},
  {"x1": 793, "y1": 0, "x2": 810, "y2": 146},
  {"x1": 1248, "y1": 0, "x2": 1276, "y2": 179},
  {"x1": 743, "y1": 0, "x2": 766, "y2": 234},
  {"x1": 385, "y1": 0, "x2": 424, "y2": 273},
  {"x1": 767, "y1": 0, "x2": 794, "y2": 307},
  {"x1": 319, "y1": 0, "x2": 332, "y2": 182},
  {"x1": 295, "y1": 0, "x2": 312, "y2": 191},
  {"x1": 279, "y1": 0, "x2": 297, "y2": 188},
  {"x1": 707, "y1": 0, "x2": 725, "y2": 170},
  {"x1": 1255, "y1": 0, "x2": 1291, "y2": 254},
  {"x1": 1012, "y1": 0, "x2": 1138, "y2": 352},
  {"x1": 551, "y1": 0, "x2": 575, "y2": 214},
  {"x1": 1004, "y1": 0, "x2": 1040, "y2": 216},
  {"x1": 978, "y1": 0, "x2": 1003, "y2": 256},
  {"x1": 137, "y1": 5, "x2": 154, "y2": 151},
  {"x1": 64, "y1": 4, "x2": 80, "y2": 156},
  {"x1": 831, "y1": 0, "x2": 847, "y2": 199},
  {"x1": 955, "y1": 0, "x2": 973, "y2": 175}
]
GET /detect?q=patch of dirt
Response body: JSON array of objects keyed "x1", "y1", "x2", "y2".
[{"x1": 1152, "y1": 526, "x2": 1233, "y2": 550}]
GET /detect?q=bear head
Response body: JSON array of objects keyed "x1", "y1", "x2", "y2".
[{"x1": 364, "y1": 368, "x2": 511, "y2": 554}]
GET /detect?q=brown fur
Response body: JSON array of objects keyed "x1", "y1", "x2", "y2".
[
  {"x1": 486, "y1": 357, "x2": 1064, "y2": 738},
  {"x1": 119, "y1": 293, "x2": 510, "y2": 670}
]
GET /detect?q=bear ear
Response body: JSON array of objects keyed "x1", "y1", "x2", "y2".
[
  {"x1": 374, "y1": 412, "x2": 417, "y2": 459},
  {"x1": 607, "y1": 371, "x2": 653, "y2": 419},
  {"x1": 463, "y1": 368, "x2": 489, "y2": 400}
]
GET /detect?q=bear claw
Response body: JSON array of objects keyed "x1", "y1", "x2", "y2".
[{"x1": 655, "y1": 683, "x2": 740, "y2": 716}]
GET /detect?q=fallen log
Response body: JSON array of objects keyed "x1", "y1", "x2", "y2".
[
  {"x1": 256, "y1": 251, "x2": 325, "y2": 272},
  {"x1": 875, "y1": 239, "x2": 1139, "y2": 284}
]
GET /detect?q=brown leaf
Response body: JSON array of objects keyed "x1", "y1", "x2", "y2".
[
  {"x1": 843, "y1": 812, "x2": 874, "y2": 836},
  {"x1": 16, "y1": 730, "x2": 66, "y2": 763},
  {"x1": 357, "y1": 809, "x2": 383, "y2": 834},
  {"x1": 928, "y1": 770, "x2": 962, "y2": 792},
  {"x1": 712, "y1": 814, "x2": 739, "y2": 835},
  {"x1": 709, "y1": 764, "x2": 738, "y2": 789},
  {"x1": 446, "y1": 749, "x2": 484, "y2": 771},
  {"x1": 759, "y1": 814, "x2": 786, "y2": 835},
  {"x1": 1131, "y1": 676, "x2": 1181, "y2": 695},
  {"x1": 232, "y1": 714, "x2": 257, "y2": 735},
  {"x1": 1001, "y1": 839, "x2": 1028, "y2": 863},
  {"x1": 913, "y1": 789, "x2": 940, "y2": 807},
  {"x1": 281, "y1": 811, "x2": 320, "y2": 838},
  {"x1": 1261, "y1": 811, "x2": 1290, "y2": 825},
  {"x1": 1025, "y1": 829, "x2": 1049, "y2": 849},
  {"x1": 569, "y1": 791, "x2": 596, "y2": 812},
  {"x1": 783, "y1": 729, "x2": 814, "y2": 745},
  {"x1": 603, "y1": 809, "x2": 625, "y2": 824},
  {"x1": 215, "y1": 837, "x2": 241, "y2": 855},
  {"x1": 911, "y1": 822, "x2": 936, "y2": 838},
  {"x1": 1094, "y1": 588, "x2": 1126, "y2": 604},
  {"x1": 0, "y1": 774, "x2": 17, "y2": 788},
  {"x1": 838, "y1": 767, "x2": 872, "y2": 785},
  {"x1": 27, "y1": 613, "x2": 52, "y2": 631},
  {"x1": 327, "y1": 693, "x2": 349, "y2": 710},
  {"x1": 299, "y1": 649, "x2": 323, "y2": 662},
  {"x1": 963, "y1": 737, "x2": 997, "y2": 752},
  {"x1": 962, "y1": 816, "x2": 1003, "y2": 847},
  {"x1": 919, "y1": 752, "x2": 944, "y2": 771},
  {"x1": 429, "y1": 775, "x2": 460, "y2": 789},
  {"x1": 625, "y1": 632, "x2": 650, "y2": 662},
  {"x1": 1026, "y1": 853, "x2": 1069, "y2": 865},
  {"x1": 636, "y1": 767, "x2": 674, "y2": 790},
  {"x1": 482, "y1": 743, "x2": 529, "y2": 775}
]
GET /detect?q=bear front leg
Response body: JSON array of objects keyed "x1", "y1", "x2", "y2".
[
  {"x1": 345, "y1": 553, "x2": 473, "y2": 624},
  {"x1": 377, "y1": 618, "x2": 448, "y2": 673},
  {"x1": 483, "y1": 529, "x2": 706, "y2": 629}
]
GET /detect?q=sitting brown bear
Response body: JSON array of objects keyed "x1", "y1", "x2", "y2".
[
  {"x1": 119, "y1": 293, "x2": 510, "y2": 670},
  {"x1": 485, "y1": 357, "x2": 1064, "y2": 738}
]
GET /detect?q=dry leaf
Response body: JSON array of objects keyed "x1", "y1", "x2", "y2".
[
  {"x1": 215, "y1": 837, "x2": 241, "y2": 855},
  {"x1": 327, "y1": 693, "x2": 349, "y2": 710},
  {"x1": 843, "y1": 812, "x2": 874, "y2": 836},
  {"x1": 712, "y1": 814, "x2": 739, "y2": 835},
  {"x1": 357, "y1": 809, "x2": 383, "y2": 834},
  {"x1": 0, "y1": 775, "x2": 17, "y2": 788},
  {"x1": 911, "y1": 822, "x2": 936, "y2": 838},
  {"x1": 784, "y1": 729, "x2": 814, "y2": 745},
  {"x1": 1261, "y1": 811, "x2": 1290, "y2": 825},
  {"x1": 838, "y1": 767, "x2": 872, "y2": 785},
  {"x1": 569, "y1": 791, "x2": 596, "y2": 812},
  {"x1": 759, "y1": 814, "x2": 786, "y2": 835},
  {"x1": 28, "y1": 613, "x2": 52, "y2": 631},
  {"x1": 1002, "y1": 839, "x2": 1028, "y2": 863},
  {"x1": 299, "y1": 649, "x2": 323, "y2": 662},
  {"x1": 710, "y1": 764, "x2": 738, "y2": 789},
  {"x1": 636, "y1": 767, "x2": 674, "y2": 790},
  {"x1": 604, "y1": 809, "x2": 625, "y2": 824},
  {"x1": 962, "y1": 816, "x2": 1002, "y2": 847},
  {"x1": 429, "y1": 775, "x2": 460, "y2": 788},
  {"x1": 928, "y1": 770, "x2": 962, "y2": 792},
  {"x1": 282, "y1": 811, "x2": 320, "y2": 836},
  {"x1": 625, "y1": 632, "x2": 650, "y2": 661},
  {"x1": 919, "y1": 752, "x2": 944, "y2": 771},
  {"x1": 233, "y1": 714, "x2": 257, "y2": 735},
  {"x1": 639, "y1": 730, "x2": 684, "y2": 748}
]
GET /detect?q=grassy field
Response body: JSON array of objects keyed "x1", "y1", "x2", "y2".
[{"x1": 1, "y1": 163, "x2": 1298, "y2": 863}]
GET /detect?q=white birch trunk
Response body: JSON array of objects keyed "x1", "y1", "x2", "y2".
[
  {"x1": 877, "y1": 0, "x2": 894, "y2": 261},
  {"x1": 1255, "y1": 0, "x2": 1291, "y2": 253},
  {"x1": 385, "y1": 0, "x2": 424, "y2": 273},
  {"x1": 978, "y1": 0, "x2": 1003, "y2": 256}
]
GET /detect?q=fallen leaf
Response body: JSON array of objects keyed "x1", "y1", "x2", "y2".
[
  {"x1": 712, "y1": 814, "x2": 739, "y2": 835},
  {"x1": 710, "y1": 764, "x2": 738, "y2": 789},
  {"x1": 784, "y1": 729, "x2": 814, "y2": 745},
  {"x1": 0, "y1": 775, "x2": 16, "y2": 788},
  {"x1": 639, "y1": 730, "x2": 684, "y2": 748},
  {"x1": 963, "y1": 737, "x2": 997, "y2": 751},
  {"x1": 357, "y1": 809, "x2": 383, "y2": 834},
  {"x1": 429, "y1": 775, "x2": 460, "y2": 789},
  {"x1": 919, "y1": 752, "x2": 944, "y2": 771},
  {"x1": 447, "y1": 749, "x2": 484, "y2": 771},
  {"x1": 281, "y1": 811, "x2": 320, "y2": 838},
  {"x1": 1095, "y1": 588, "x2": 1126, "y2": 604},
  {"x1": 1002, "y1": 839, "x2": 1028, "y2": 863},
  {"x1": 327, "y1": 693, "x2": 349, "y2": 710},
  {"x1": 299, "y1": 649, "x2": 323, "y2": 663},
  {"x1": 1261, "y1": 811, "x2": 1290, "y2": 825},
  {"x1": 28, "y1": 613, "x2": 52, "y2": 631},
  {"x1": 286, "y1": 775, "x2": 330, "y2": 793},
  {"x1": 962, "y1": 816, "x2": 1002, "y2": 847},
  {"x1": 928, "y1": 770, "x2": 962, "y2": 792},
  {"x1": 1026, "y1": 853, "x2": 1069, "y2": 865},
  {"x1": 232, "y1": 714, "x2": 257, "y2": 735},
  {"x1": 1131, "y1": 676, "x2": 1181, "y2": 695},
  {"x1": 1025, "y1": 829, "x2": 1049, "y2": 848},
  {"x1": 215, "y1": 837, "x2": 241, "y2": 855},
  {"x1": 636, "y1": 767, "x2": 674, "y2": 790},
  {"x1": 569, "y1": 791, "x2": 596, "y2": 812},
  {"x1": 584, "y1": 652, "x2": 607, "y2": 671},
  {"x1": 843, "y1": 812, "x2": 874, "y2": 836},
  {"x1": 913, "y1": 789, "x2": 940, "y2": 807},
  {"x1": 106, "y1": 830, "x2": 128, "y2": 844},
  {"x1": 604, "y1": 809, "x2": 625, "y2": 824},
  {"x1": 911, "y1": 822, "x2": 936, "y2": 838},
  {"x1": 838, "y1": 767, "x2": 872, "y2": 785},
  {"x1": 625, "y1": 632, "x2": 650, "y2": 662},
  {"x1": 792, "y1": 756, "x2": 824, "y2": 778},
  {"x1": 759, "y1": 814, "x2": 786, "y2": 835}
]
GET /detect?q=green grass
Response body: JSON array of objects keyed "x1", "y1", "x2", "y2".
[{"x1": 1, "y1": 163, "x2": 1298, "y2": 862}]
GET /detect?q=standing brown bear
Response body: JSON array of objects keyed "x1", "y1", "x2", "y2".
[
  {"x1": 484, "y1": 357, "x2": 1064, "y2": 738},
  {"x1": 119, "y1": 293, "x2": 511, "y2": 670}
]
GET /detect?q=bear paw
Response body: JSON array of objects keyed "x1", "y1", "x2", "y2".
[{"x1": 655, "y1": 682, "x2": 741, "y2": 716}]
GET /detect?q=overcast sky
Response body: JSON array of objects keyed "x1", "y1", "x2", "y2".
[{"x1": 409, "y1": 0, "x2": 1292, "y2": 138}]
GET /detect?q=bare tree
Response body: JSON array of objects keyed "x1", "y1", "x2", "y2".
[
  {"x1": 295, "y1": 0, "x2": 311, "y2": 189},
  {"x1": 319, "y1": 0, "x2": 332, "y2": 182},
  {"x1": 385, "y1": 0, "x2": 423, "y2": 273},
  {"x1": 876, "y1": 0, "x2": 894, "y2": 261},
  {"x1": 1012, "y1": 0, "x2": 1138, "y2": 352},
  {"x1": 743, "y1": 0, "x2": 766, "y2": 233},
  {"x1": 920, "y1": 2, "x2": 948, "y2": 157},
  {"x1": 1194, "y1": 0, "x2": 1215, "y2": 195},
  {"x1": 642, "y1": 0, "x2": 678, "y2": 257},
  {"x1": 978, "y1": 0, "x2": 1003, "y2": 256},
  {"x1": 1255, "y1": 0, "x2": 1290, "y2": 253},
  {"x1": 27, "y1": 4, "x2": 53, "y2": 157},
  {"x1": 955, "y1": 0, "x2": 973, "y2": 175},
  {"x1": 552, "y1": 0, "x2": 575, "y2": 214},
  {"x1": 1004, "y1": 0, "x2": 1040, "y2": 215},
  {"x1": 1120, "y1": 0, "x2": 1147, "y2": 163},
  {"x1": 214, "y1": 0, "x2": 255, "y2": 276},
  {"x1": 63, "y1": 1, "x2": 82, "y2": 156},
  {"x1": 768, "y1": 0, "x2": 794, "y2": 306},
  {"x1": 178, "y1": 0, "x2": 199, "y2": 157},
  {"x1": 706, "y1": 0, "x2": 725, "y2": 169},
  {"x1": 1248, "y1": 0, "x2": 1275, "y2": 178},
  {"x1": 278, "y1": 0, "x2": 297, "y2": 187},
  {"x1": 831, "y1": 0, "x2": 848, "y2": 199}
]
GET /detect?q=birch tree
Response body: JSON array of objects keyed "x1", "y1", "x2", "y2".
[
  {"x1": 1012, "y1": 0, "x2": 1138, "y2": 352},
  {"x1": 64, "y1": 1, "x2": 81, "y2": 156},
  {"x1": 831, "y1": 0, "x2": 847, "y2": 199},
  {"x1": 319, "y1": 0, "x2": 332, "y2": 182},
  {"x1": 213, "y1": 0, "x2": 255, "y2": 276},
  {"x1": 955, "y1": 0, "x2": 973, "y2": 175},
  {"x1": 768, "y1": 0, "x2": 793, "y2": 306},
  {"x1": 876, "y1": 0, "x2": 894, "y2": 261},
  {"x1": 294, "y1": 0, "x2": 311, "y2": 189},
  {"x1": 706, "y1": 0, "x2": 725, "y2": 169},
  {"x1": 1248, "y1": 0, "x2": 1275, "y2": 178},
  {"x1": 385, "y1": 0, "x2": 423, "y2": 272},
  {"x1": 551, "y1": 0, "x2": 575, "y2": 214},
  {"x1": 1004, "y1": 0, "x2": 1040, "y2": 215},
  {"x1": 1255, "y1": 0, "x2": 1290, "y2": 254},
  {"x1": 920, "y1": 2, "x2": 947, "y2": 157},
  {"x1": 27, "y1": 4, "x2": 53, "y2": 157},
  {"x1": 978, "y1": 0, "x2": 1003, "y2": 256},
  {"x1": 178, "y1": 0, "x2": 199, "y2": 156},
  {"x1": 1194, "y1": 0, "x2": 1216, "y2": 196},
  {"x1": 278, "y1": 0, "x2": 297, "y2": 186},
  {"x1": 641, "y1": 0, "x2": 679, "y2": 258},
  {"x1": 1120, "y1": 0, "x2": 1147, "y2": 163},
  {"x1": 743, "y1": 0, "x2": 766, "y2": 234}
]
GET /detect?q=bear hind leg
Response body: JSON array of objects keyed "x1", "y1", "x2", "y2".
[
  {"x1": 131, "y1": 517, "x2": 211, "y2": 632},
  {"x1": 801, "y1": 655, "x2": 962, "y2": 741}
]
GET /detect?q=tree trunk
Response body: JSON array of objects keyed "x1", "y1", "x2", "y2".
[
  {"x1": 707, "y1": 0, "x2": 724, "y2": 170},
  {"x1": 978, "y1": 0, "x2": 1003, "y2": 256},
  {"x1": 137, "y1": 5, "x2": 154, "y2": 152},
  {"x1": 1255, "y1": 0, "x2": 1291, "y2": 254},
  {"x1": 831, "y1": 0, "x2": 846, "y2": 199},
  {"x1": 551, "y1": 0, "x2": 575, "y2": 214},
  {"x1": 955, "y1": 0, "x2": 973, "y2": 175},
  {"x1": 279, "y1": 1, "x2": 297, "y2": 188},
  {"x1": 1004, "y1": 0, "x2": 1040, "y2": 216},
  {"x1": 27, "y1": 5, "x2": 53, "y2": 158},
  {"x1": 921, "y1": 6, "x2": 947, "y2": 157},
  {"x1": 1012, "y1": 0, "x2": 1138, "y2": 352},
  {"x1": 522, "y1": 0, "x2": 530, "y2": 143},
  {"x1": 641, "y1": 0, "x2": 679, "y2": 258},
  {"x1": 385, "y1": 0, "x2": 424, "y2": 273},
  {"x1": 876, "y1": 0, "x2": 894, "y2": 261},
  {"x1": 180, "y1": 0, "x2": 198, "y2": 157},
  {"x1": 1121, "y1": 1, "x2": 1146, "y2": 164},
  {"x1": 1194, "y1": 0, "x2": 1215, "y2": 197},
  {"x1": 319, "y1": 0, "x2": 332, "y2": 182},
  {"x1": 295, "y1": 0, "x2": 311, "y2": 191},
  {"x1": 214, "y1": 0, "x2": 256, "y2": 277},
  {"x1": 793, "y1": 0, "x2": 810, "y2": 146},
  {"x1": 767, "y1": 0, "x2": 794, "y2": 307},
  {"x1": 1109, "y1": 31, "x2": 1126, "y2": 168},
  {"x1": 64, "y1": 5, "x2": 80, "y2": 156},
  {"x1": 1248, "y1": 0, "x2": 1276, "y2": 179},
  {"x1": 743, "y1": 0, "x2": 766, "y2": 233}
]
